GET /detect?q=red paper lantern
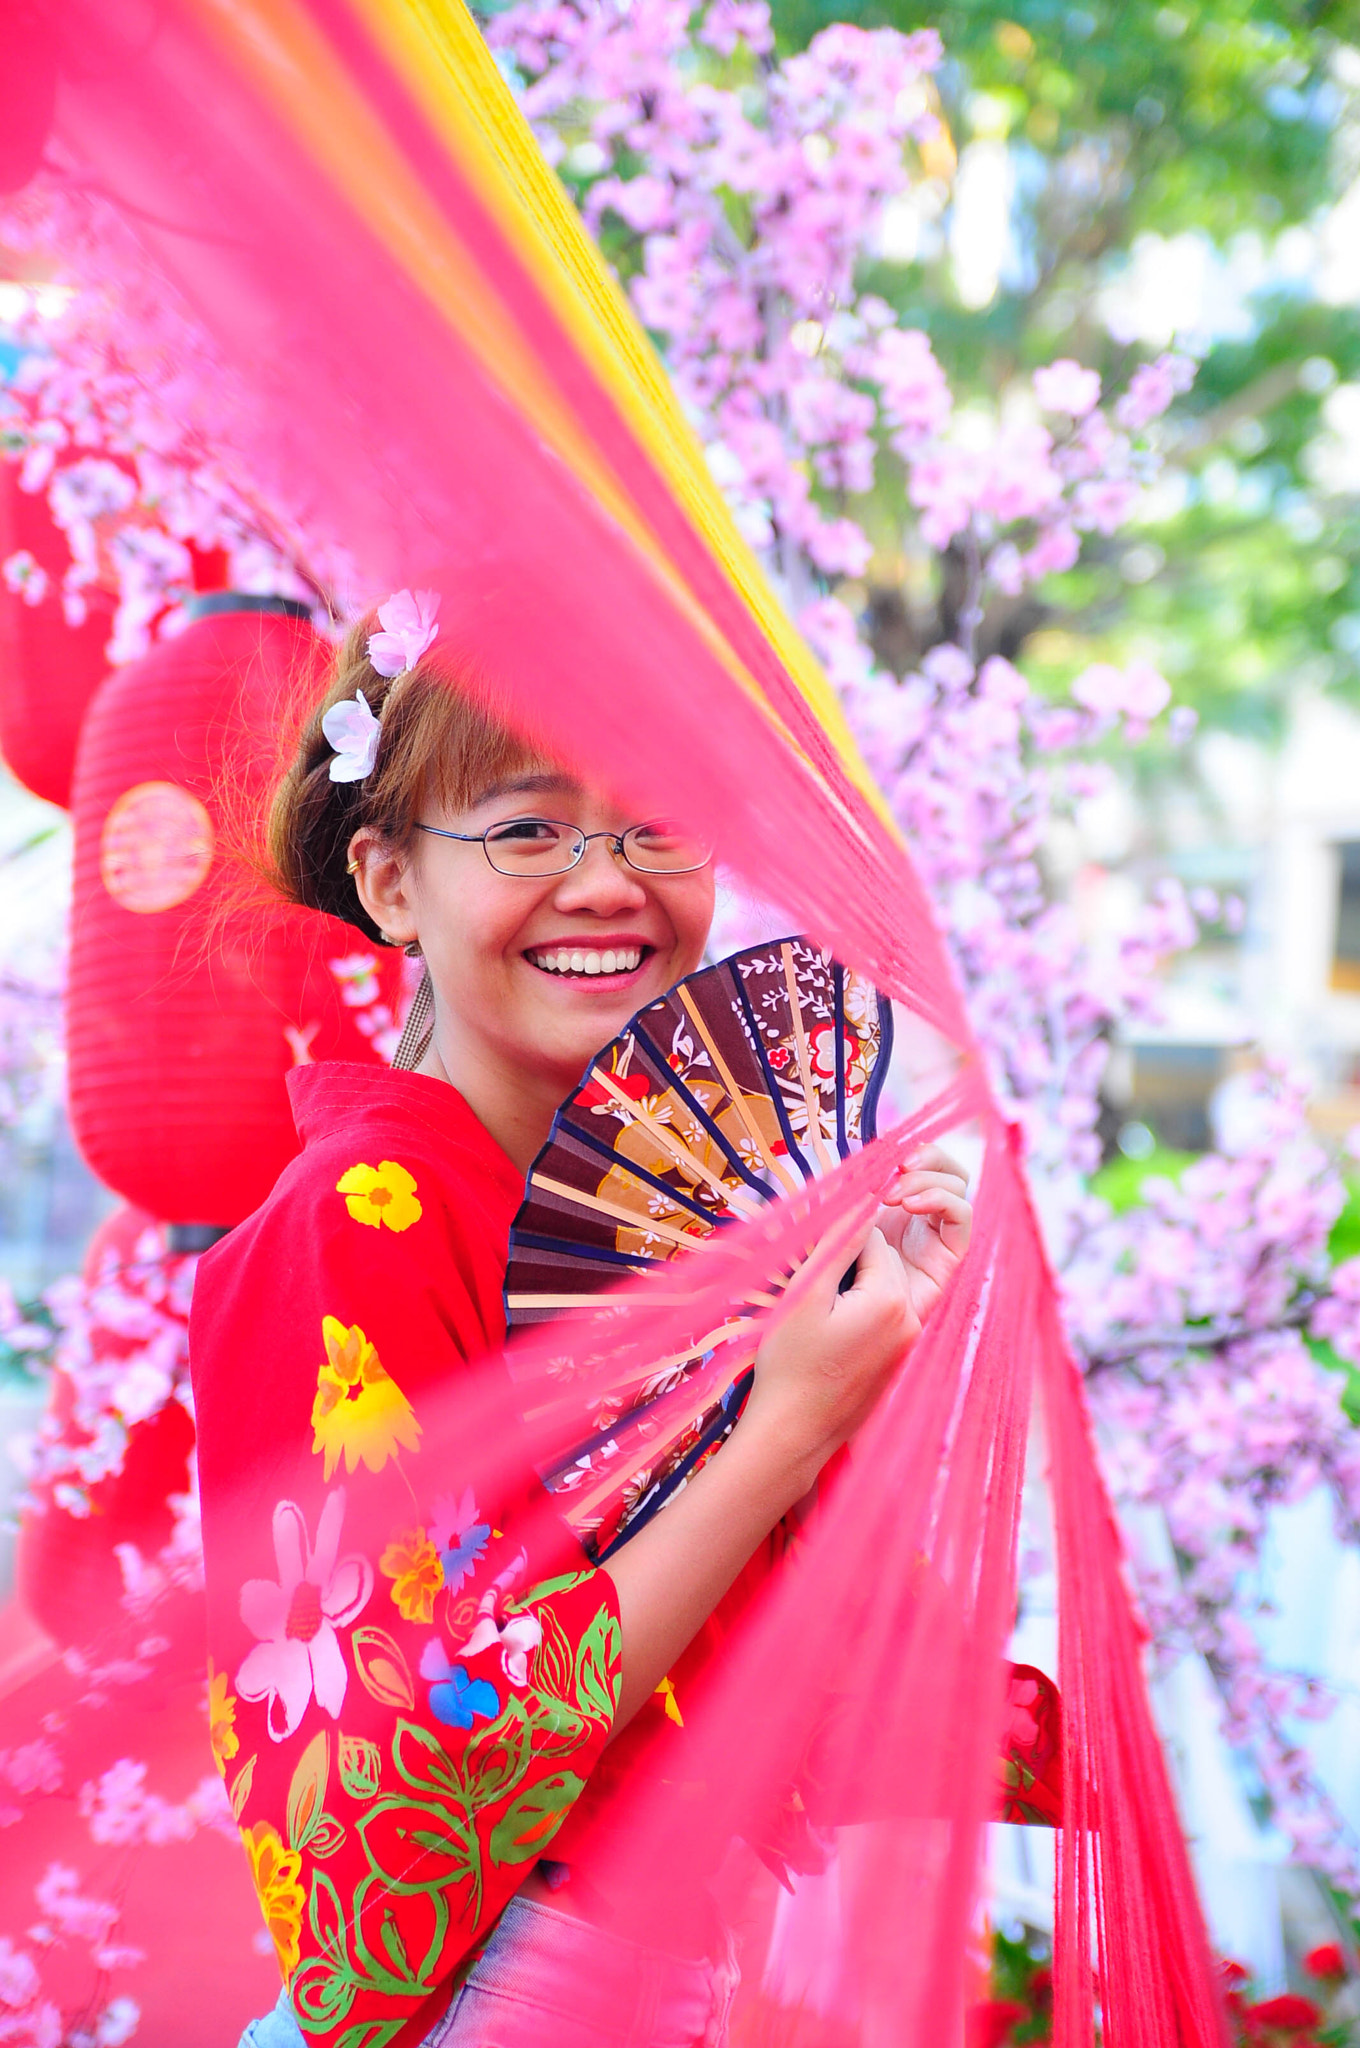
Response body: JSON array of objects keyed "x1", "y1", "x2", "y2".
[
  {"x1": 0, "y1": 460, "x2": 114, "y2": 807},
  {"x1": 67, "y1": 597, "x2": 405, "y2": 1228}
]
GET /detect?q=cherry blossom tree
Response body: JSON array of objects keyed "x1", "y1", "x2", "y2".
[{"x1": 485, "y1": 0, "x2": 1360, "y2": 1909}]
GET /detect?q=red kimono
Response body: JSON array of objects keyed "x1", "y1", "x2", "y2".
[{"x1": 190, "y1": 1064, "x2": 622, "y2": 2048}]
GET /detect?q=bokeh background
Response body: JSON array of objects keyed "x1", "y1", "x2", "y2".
[{"x1": 6, "y1": 1, "x2": 1360, "y2": 2041}]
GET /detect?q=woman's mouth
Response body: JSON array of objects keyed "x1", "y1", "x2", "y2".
[{"x1": 524, "y1": 943, "x2": 651, "y2": 981}]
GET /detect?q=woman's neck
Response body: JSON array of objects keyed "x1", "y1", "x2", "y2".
[{"x1": 416, "y1": 1026, "x2": 567, "y2": 1177}]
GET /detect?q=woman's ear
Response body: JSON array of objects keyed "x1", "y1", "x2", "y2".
[{"x1": 348, "y1": 829, "x2": 420, "y2": 948}]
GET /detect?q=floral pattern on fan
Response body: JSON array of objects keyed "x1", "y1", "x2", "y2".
[{"x1": 505, "y1": 937, "x2": 893, "y2": 1560}]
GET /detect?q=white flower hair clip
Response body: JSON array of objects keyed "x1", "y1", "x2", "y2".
[
  {"x1": 321, "y1": 690, "x2": 381, "y2": 784},
  {"x1": 367, "y1": 587, "x2": 440, "y2": 678}
]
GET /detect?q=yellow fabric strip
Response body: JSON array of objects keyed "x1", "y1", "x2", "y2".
[
  {"x1": 347, "y1": 0, "x2": 898, "y2": 834},
  {"x1": 186, "y1": 0, "x2": 818, "y2": 775}
]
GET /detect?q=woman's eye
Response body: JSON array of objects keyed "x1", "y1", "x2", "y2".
[{"x1": 489, "y1": 817, "x2": 558, "y2": 843}]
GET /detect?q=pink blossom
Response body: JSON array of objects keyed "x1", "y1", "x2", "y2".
[
  {"x1": 596, "y1": 173, "x2": 674, "y2": 232},
  {"x1": 0, "y1": 1938, "x2": 39, "y2": 2009},
  {"x1": 1114, "y1": 352, "x2": 1196, "y2": 433},
  {"x1": 1, "y1": 550, "x2": 48, "y2": 605},
  {"x1": 320, "y1": 689, "x2": 381, "y2": 784},
  {"x1": 365, "y1": 587, "x2": 440, "y2": 679},
  {"x1": 1070, "y1": 663, "x2": 1126, "y2": 717},
  {"x1": 1022, "y1": 523, "x2": 1080, "y2": 580},
  {"x1": 1033, "y1": 359, "x2": 1101, "y2": 418},
  {"x1": 978, "y1": 656, "x2": 1028, "y2": 707},
  {"x1": 1121, "y1": 662, "x2": 1172, "y2": 721},
  {"x1": 921, "y1": 643, "x2": 974, "y2": 690},
  {"x1": 698, "y1": 0, "x2": 774, "y2": 56},
  {"x1": 1074, "y1": 476, "x2": 1141, "y2": 534},
  {"x1": 32, "y1": 1864, "x2": 118, "y2": 1945},
  {"x1": 872, "y1": 327, "x2": 951, "y2": 450}
]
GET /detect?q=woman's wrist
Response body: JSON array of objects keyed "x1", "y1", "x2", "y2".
[{"x1": 731, "y1": 1381, "x2": 834, "y2": 1512}]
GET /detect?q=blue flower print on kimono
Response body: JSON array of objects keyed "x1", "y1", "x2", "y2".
[{"x1": 421, "y1": 1639, "x2": 500, "y2": 1729}]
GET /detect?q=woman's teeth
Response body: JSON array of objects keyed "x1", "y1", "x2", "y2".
[{"x1": 528, "y1": 946, "x2": 643, "y2": 977}]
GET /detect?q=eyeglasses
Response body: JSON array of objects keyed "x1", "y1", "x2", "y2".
[{"x1": 415, "y1": 816, "x2": 712, "y2": 878}]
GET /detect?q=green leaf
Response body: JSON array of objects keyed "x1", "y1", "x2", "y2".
[
  {"x1": 353, "y1": 1628, "x2": 415, "y2": 1711},
  {"x1": 530, "y1": 1604, "x2": 575, "y2": 1700},
  {"x1": 378, "y1": 1908, "x2": 414, "y2": 1980},
  {"x1": 390, "y1": 1718, "x2": 465, "y2": 1809},
  {"x1": 464, "y1": 1696, "x2": 533, "y2": 1812},
  {"x1": 356, "y1": 1794, "x2": 481, "y2": 1924},
  {"x1": 573, "y1": 1604, "x2": 622, "y2": 1726},
  {"x1": 308, "y1": 1812, "x2": 347, "y2": 1860},
  {"x1": 512, "y1": 1568, "x2": 594, "y2": 1608},
  {"x1": 339, "y1": 1734, "x2": 382, "y2": 1803},
  {"x1": 1305, "y1": 1334, "x2": 1360, "y2": 1425},
  {"x1": 352, "y1": 1872, "x2": 450, "y2": 1996},
  {"x1": 227, "y1": 1751, "x2": 256, "y2": 1822},
  {"x1": 1328, "y1": 1175, "x2": 1360, "y2": 1265},
  {"x1": 306, "y1": 1869, "x2": 347, "y2": 1963},
  {"x1": 489, "y1": 1770, "x2": 585, "y2": 1865},
  {"x1": 331, "y1": 2023, "x2": 407, "y2": 2048},
  {"x1": 527, "y1": 1697, "x2": 588, "y2": 1757},
  {"x1": 287, "y1": 1731, "x2": 331, "y2": 1851},
  {"x1": 292, "y1": 1942, "x2": 356, "y2": 2032}
]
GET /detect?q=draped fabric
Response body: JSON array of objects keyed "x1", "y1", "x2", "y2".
[{"x1": 0, "y1": 2, "x2": 1229, "y2": 2044}]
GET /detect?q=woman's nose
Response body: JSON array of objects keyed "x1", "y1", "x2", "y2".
[{"x1": 552, "y1": 836, "x2": 648, "y2": 912}]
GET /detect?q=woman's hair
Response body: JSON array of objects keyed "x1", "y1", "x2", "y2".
[{"x1": 267, "y1": 617, "x2": 541, "y2": 945}]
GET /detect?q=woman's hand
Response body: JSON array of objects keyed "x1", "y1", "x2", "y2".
[
  {"x1": 744, "y1": 1219, "x2": 923, "y2": 1474},
  {"x1": 601, "y1": 1148, "x2": 972, "y2": 1740},
  {"x1": 873, "y1": 1144, "x2": 972, "y2": 1328}
]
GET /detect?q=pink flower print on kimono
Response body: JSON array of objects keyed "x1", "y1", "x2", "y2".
[
  {"x1": 461, "y1": 1588, "x2": 543, "y2": 1686},
  {"x1": 427, "y1": 1488, "x2": 490, "y2": 1593},
  {"x1": 236, "y1": 1490, "x2": 373, "y2": 1740}
]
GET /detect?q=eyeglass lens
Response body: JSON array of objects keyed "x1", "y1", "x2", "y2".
[{"x1": 480, "y1": 817, "x2": 709, "y2": 875}]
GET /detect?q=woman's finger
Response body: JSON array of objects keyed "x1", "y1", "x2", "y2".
[
  {"x1": 903, "y1": 1144, "x2": 969, "y2": 1181},
  {"x1": 881, "y1": 1169, "x2": 969, "y2": 1211},
  {"x1": 897, "y1": 1187, "x2": 972, "y2": 1251},
  {"x1": 885, "y1": 1166, "x2": 968, "y2": 1199}
]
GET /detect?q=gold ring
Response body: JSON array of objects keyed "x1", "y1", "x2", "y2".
[{"x1": 346, "y1": 858, "x2": 360, "y2": 874}]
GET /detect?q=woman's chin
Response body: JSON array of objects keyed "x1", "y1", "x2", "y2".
[{"x1": 534, "y1": 1008, "x2": 653, "y2": 1097}]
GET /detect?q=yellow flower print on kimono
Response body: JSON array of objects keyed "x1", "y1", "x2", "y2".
[
  {"x1": 311, "y1": 1317, "x2": 421, "y2": 1480},
  {"x1": 241, "y1": 1818, "x2": 305, "y2": 1978},
  {"x1": 335, "y1": 1159, "x2": 422, "y2": 1231},
  {"x1": 207, "y1": 1661, "x2": 240, "y2": 1774},
  {"x1": 379, "y1": 1527, "x2": 444, "y2": 1623}
]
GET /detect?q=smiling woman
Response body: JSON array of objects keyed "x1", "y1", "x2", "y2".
[{"x1": 190, "y1": 594, "x2": 973, "y2": 2048}]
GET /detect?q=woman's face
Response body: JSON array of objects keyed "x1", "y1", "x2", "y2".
[{"x1": 360, "y1": 770, "x2": 715, "y2": 1103}]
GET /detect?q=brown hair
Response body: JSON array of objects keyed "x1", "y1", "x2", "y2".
[{"x1": 267, "y1": 617, "x2": 542, "y2": 945}]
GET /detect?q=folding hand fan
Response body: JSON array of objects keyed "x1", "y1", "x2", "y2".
[
  {"x1": 505, "y1": 935, "x2": 893, "y2": 1562},
  {"x1": 505, "y1": 936, "x2": 1064, "y2": 1833}
]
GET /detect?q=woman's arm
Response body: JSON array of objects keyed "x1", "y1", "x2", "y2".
[{"x1": 605, "y1": 1154, "x2": 970, "y2": 1731}]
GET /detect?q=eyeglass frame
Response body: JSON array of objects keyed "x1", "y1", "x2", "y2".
[{"x1": 413, "y1": 816, "x2": 713, "y2": 878}]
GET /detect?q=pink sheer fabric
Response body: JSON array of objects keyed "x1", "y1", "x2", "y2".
[{"x1": 0, "y1": 2, "x2": 1229, "y2": 2043}]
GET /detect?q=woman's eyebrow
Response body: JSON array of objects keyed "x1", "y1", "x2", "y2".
[{"x1": 475, "y1": 771, "x2": 576, "y2": 803}]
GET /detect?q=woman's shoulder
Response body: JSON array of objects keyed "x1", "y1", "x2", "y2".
[
  {"x1": 193, "y1": 1062, "x2": 526, "y2": 1312},
  {"x1": 287, "y1": 1060, "x2": 523, "y2": 1203},
  {"x1": 188, "y1": 1064, "x2": 524, "y2": 1444}
]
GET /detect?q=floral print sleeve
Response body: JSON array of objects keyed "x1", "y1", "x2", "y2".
[{"x1": 190, "y1": 1098, "x2": 621, "y2": 2048}]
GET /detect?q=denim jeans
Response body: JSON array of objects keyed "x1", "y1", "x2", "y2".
[{"x1": 238, "y1": 1896, "x2": 738, "y2": 2048}]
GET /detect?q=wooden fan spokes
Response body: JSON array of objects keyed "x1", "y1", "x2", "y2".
[{"x1": 505, "y1": 936, "x2": 895, "y2": 1557}]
